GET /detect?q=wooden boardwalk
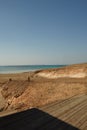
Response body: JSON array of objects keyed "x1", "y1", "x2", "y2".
[
  {"x1": 40, "y1": 94, "x2": 87, "y2": 130},
  {"x1": 0, "y1": 94, "x2": 87, "y2": 130}
]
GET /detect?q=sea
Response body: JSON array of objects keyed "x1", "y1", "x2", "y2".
[{"x1": 0, "y1": 65, "x2": 66, "y2": 74}]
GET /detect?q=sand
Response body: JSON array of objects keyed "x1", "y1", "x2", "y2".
[
  {"x1": 0, "y1": 88, "x2": 6, "y2": 111},
  {"x1": 0, "y1": 63, "x2": 87, "y2": 115}
]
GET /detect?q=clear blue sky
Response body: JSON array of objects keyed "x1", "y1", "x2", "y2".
[{"x1": 0, "y1": 0, "x2": 87, "y2": 65}]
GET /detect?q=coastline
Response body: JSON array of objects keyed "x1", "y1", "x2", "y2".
[{"x1": 0, "y1": 65, "x2": 66, "y2": 74}]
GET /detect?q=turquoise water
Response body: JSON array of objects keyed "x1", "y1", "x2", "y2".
[{"x1": 0, "y1": 65, "x2": 66, "y2": 74}]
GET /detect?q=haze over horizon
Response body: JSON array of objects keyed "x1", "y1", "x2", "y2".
[{"x1": 0, "y1": 0, "x2": 87, "y2": 65}]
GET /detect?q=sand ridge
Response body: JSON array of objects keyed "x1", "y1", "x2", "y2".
[{"x1": 36, "y1": 63, "x2": 87, "y2": 78}]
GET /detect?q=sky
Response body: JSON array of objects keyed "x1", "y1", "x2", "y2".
[{"x1": 0, "y1": 0, "x2": 87, "y2": 65}]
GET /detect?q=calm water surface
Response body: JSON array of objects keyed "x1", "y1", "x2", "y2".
[{"x1": 0, "y1": 65, "x2": 66, "y2": 74}]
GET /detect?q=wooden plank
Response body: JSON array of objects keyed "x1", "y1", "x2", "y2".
[
  {"x1": 41, "y1": 94, "x2": 87, "y2": 129},
  {"x1": 0, "y1": 108, "x2": 79, "y2": 130}
]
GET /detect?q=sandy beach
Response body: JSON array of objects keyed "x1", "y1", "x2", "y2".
[{"x1": 0, "y1": 63, "x2": 87, "y2": 115}]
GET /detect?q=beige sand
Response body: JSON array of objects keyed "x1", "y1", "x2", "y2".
[{"x1": 0, "y1": 63, "x2": 87, "y2": 114}]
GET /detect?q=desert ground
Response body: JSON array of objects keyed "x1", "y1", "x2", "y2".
[{"x1": 0, "y1": 63, "x2": 87, "y2": 115}]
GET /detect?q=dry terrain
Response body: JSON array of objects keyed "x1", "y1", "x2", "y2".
[{"x1": 0, "y1": 63, "x2": 87, "y2": 115}]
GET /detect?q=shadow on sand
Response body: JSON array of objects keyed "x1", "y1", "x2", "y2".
[{"x1": 0, "y1": 108, "x2": 79, "y2": 130}]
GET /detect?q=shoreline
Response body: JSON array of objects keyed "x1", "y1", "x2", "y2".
[
  {"x1": 0, "y1": 65, "x2": 66, "y2": 74},
  {"x1": 0, "y1": 70, "x2": 36, "y2": 75}
]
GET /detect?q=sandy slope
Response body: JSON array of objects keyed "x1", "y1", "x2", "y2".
[
  {"x1": 0, "y1": 63, "x2": 87, "y2": 113},
  {"x1": 0, "y1": 88, "x2": 6, "y2": 111}
]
